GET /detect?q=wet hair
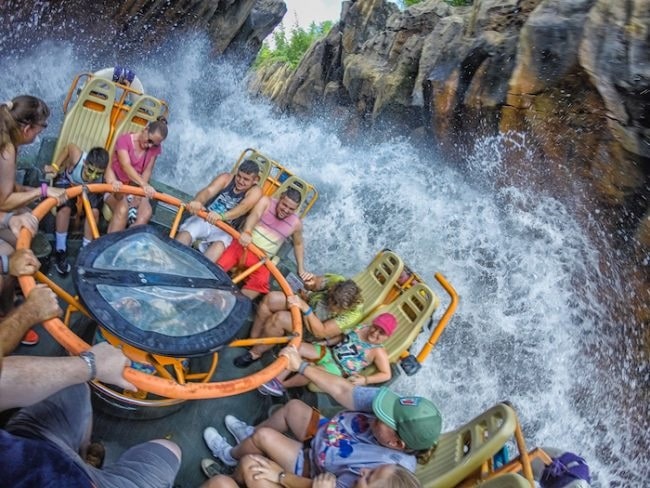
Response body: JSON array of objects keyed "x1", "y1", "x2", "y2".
[
  {"x1": 86, "y1": 147, "x2": 109, "y2": 169},
  {"x1": 282, "y1": 187, "x2": 302, "y2": 205},
  {"x1": 0, "y1": 95, "x2": 50, "y2": 151},
  {"x1": 238, "y1": 160, "x2": 260, "y2": 176},
  {"x1": 327, "y1": 279, "x2": 362, "y2": 311},
  {"x1": 367, "y1": 465, "x2": 421, "y2": 488},
  {"x1": 146, "y1": 115, "x2": 168, "y2": 139}
]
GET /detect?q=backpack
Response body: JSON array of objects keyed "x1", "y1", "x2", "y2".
[{"x1": 540, "y1": 452, "x2": 591, "y2": 488}]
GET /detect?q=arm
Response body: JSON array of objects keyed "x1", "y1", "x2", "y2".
[
  {"x1": 349, "y1": 348, "x2": 392, "y2": 386},
  {"x1": 44, "y1": 143, "x2": 81, "y2": 176},
  {"x1": 0, "y1": 284, "x2": 61, "y2": 356},
  {"x1": 187, "y1": 173, "x2": 230, "y2": 215},
  {"x1": 239, "y1": 196, "x2": 270, "y2": 247},
  {"x1": 223, "y1": 186, "x2": 262, "y2": 222},
  {"x1": 286, "y1": 295, "x2": 342, "y2": 339},
  {"x1": 0, "y1": 341, "x2": 135, "y2": 410},
  {"x1": 280, "y1": 345, "x2": 356, "y2": 410},
  {"x1": 115, "y1": 148, "x2": 148, "y2": 187},
  {"x1": 291, "y1": 220, "x2": 306, "y2": 275}
]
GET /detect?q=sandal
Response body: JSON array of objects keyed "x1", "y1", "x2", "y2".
[{"x1": 233, "y1": 351, "x2": 260, "y2": 369}]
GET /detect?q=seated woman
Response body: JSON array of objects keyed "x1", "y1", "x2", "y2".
[
  {"x1": 105, "y1": 117, "x2": 168, "y2": 232},
  {"x1": 258, "y1": 312, "x2": 397, "y2": 397},
  {"x1": 233, "y1": 273, "x2": 364, "y2": 368}
]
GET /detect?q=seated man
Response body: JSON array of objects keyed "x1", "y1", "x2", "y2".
[
  {"x1": 217, "y1": 188, "x2": 307, "y2": 301},
  {"x1": 176, "y1": 160, "x2": 262, "y2": 261},
  {"x1": 233, "y1": 273, "x2": 363, "y2": 368},
  {"x1": 0, "y1": 341, "x2": 181, "y2": 487},
  {"x1": 44, "y1": 144, "x2": 109, "y2": 275},
  {"x1": 201, "y1": 345, "x2": 441, "y2": 488},
  {"x1": 258, "y1": 312, "x2": 397, "y2": 396}
]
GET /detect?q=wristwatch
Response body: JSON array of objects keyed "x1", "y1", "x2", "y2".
[{"x1": 79, "y1": 351, "x2": 97, "y2": 381}]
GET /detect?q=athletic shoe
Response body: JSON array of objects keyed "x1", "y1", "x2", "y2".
[
  {"x1": 257, "y1": 378, "x2": 286, "y2": 397},
  {"x1": 20, "y1": 329, "x2": 39, "y2": 346},
  {"x1": 54, "y1": 249, "x2": 71, "y2": 276},
  {"x1": 233, "y1": 351, "x2": 260, "y2": 369},
  {"x1": 127, "y1": 206, "x2": 138, "y2": 226},
  {"x1": 225, "y1": 415, "x2": 254, "y2": 444},
  {"x1": 201, "y1": 458, "x2": 233, "y2": 478},
  {"x1": 203, "y1": 427, "x2": 237, "y2": 467}
]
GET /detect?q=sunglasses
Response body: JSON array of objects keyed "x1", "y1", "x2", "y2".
[
  {"x1": 83, "y1": 164, "x2": 105, "y2": 179},
  {"x1": 146, "y1": 138, "x2": 161, "y2": 148}
]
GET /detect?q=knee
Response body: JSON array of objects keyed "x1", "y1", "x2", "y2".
[
  {"x1": 150, "y1": 439, "x2": 182, "y2": 461},
  {"x1": 286, "y1": 399, "x2": 310, "y2": 418},
  {"x1": 267, "y1": 311, "x2": 290, "y2": 333},
  {"x1": 250, "y1": 426, "x2": 276, "y2": 451}
]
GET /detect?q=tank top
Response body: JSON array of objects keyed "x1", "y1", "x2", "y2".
[
  {"x1": 332, "y1": 326, "x2": 382, "y2": 376},
  {"x1": 66, "y1": 152, "x2": 88, "y2": 184},
  {"x1": 252, "y1": 198, "x2": 301, "y2": 256},
  {"x1": 205, "y1": 178, "x2": 248, "y2": 229}
]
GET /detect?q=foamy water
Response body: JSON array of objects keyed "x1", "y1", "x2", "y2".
[{"x1": 1, "y1": 37, "x2": 647, "y2": 486}]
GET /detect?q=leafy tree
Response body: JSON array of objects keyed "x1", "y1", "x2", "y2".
[{"x1": 254, "y1": 20, "x2": 333, "y2": 70}]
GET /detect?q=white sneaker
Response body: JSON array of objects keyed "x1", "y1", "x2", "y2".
[
  {"x1": 225, "y1": 415, "x2": 254, "y2": 444},
  {"x1": 203, "y1": 427, "x2": 237, "y2": 466}
]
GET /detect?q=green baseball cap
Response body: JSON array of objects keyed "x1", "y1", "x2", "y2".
[{"x1": 372, "y1": 387, "x2": 442, "y2": 451}]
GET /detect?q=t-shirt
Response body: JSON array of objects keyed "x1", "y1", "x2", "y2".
[
  {"x1": 308, "y1": 274, "x2": 364, "y2": 332},
  {"x1": 0, "y1": 430, "x2": 93, "y2": 487},
  {"x1": 309, "y1": 387, "x2": 416, "y2": 488},
  {"x1": 111, "y1": 132, "x2": 162, "y2": 184}
]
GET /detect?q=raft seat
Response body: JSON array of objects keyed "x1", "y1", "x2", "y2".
[
  {"x1": 353, "y1": 250, "x2": 404, "y2": 319},
  {"x1": 415, "y1": 403, "x2": 519, "y2": 488},
  {"x1": 51, "y1": 77, "x2": 116, "y2": 163}
]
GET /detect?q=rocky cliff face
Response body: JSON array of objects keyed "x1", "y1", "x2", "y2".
[
  {"x1": 0, "y1": 0, "x2": 286, "y2": 64},
  {"x1": 249, "y1": 0, "x2": 650, "y2": 271}
]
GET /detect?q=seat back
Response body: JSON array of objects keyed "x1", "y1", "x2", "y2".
[
  {"x1": 415, "y1": 403, "x2": 518, "y2": 488},
  {"x1": 107, "y1": 95, "x2": 167, "y2": 155},
  {"x1": 353, "y1": 250, "x2": 404, "y2": 318},
  {"x1": 51, "y1": 77, "x2": 116, "y2": 162}
]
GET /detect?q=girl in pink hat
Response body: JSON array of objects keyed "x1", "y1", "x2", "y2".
[{"x1": 259, "y1": 312, "x2": 397, "y2": 396}]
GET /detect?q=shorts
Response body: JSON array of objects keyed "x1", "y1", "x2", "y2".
[
  {"x1": 217, "y1": 240, "x2": 270, "y2": 294},
  {"x1": 313, "y1": 344, "x2": 344, "y2": 377},
  {"x1": 6, "y1": 383, "x2": 180, "y2": 488},
  {"x1": 294, "y1": 408, "x2": 327, "y2": 477},
  {"x1": 179, "y1": 216, "x2": 234, "y2": 248}
]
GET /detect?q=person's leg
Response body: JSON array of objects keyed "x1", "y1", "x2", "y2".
[
  {"x1": 217, "y1": 240, "x2": 244, "y2": 271},
  {"x1": 83, "y1": 209, "x2": 100, "y2": 243},
  {"x1": 133, "y1": 197, "x2": 152, "y2": 226},
  {"x1": 231, "y1": 428, "x2": 302, "y2": 475},
  {"x1": 204, "y1": 241, "x2": 226, "y2": 261},
  {"x1": 54, "y1": 206, "x2": 72, "y2": 250},
  {"x1": 176, "y1": 216, "x2": 207, "y2": 246},
  {"x1": 204, "y1": 229, "x2": 234, "y2": 261},
  {"x1": 107, "y1": 195, "x2": 128, "y2": 233},
  {"x1": 6, "y1": 383, "x2": 92, "y2": 461},
  {"x1": 255, "y1": 399, "x2": 316, "y2": 441},
  {"x1": 240, "y1": 454, "x2": 298, "y2": 488},
  {"x1": 250, "y1": 292, "x2": 288, "y2": 339},
  {"x1": 90, "y1": 438, "x2": 181, "y2": 488},
  {"x1": 248, "y1": 310, "x2": 293, "y2": 358}
]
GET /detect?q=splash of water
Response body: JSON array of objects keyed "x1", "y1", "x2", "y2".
[{"x1": 1, "y1": 38, "x2": 646, "y2": 486}]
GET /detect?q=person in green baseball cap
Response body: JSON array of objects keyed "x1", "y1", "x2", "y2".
[
  {"x1": 372, "y1": 387, "x2": 442, "y2": 451},
  {"x1": 200, "y1": 345, "x2": 442, "y2": 488}
]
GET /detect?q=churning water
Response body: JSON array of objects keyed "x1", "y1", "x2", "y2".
[{"x1": 2, "y1": 37, "x2": 647, "y2": 486}]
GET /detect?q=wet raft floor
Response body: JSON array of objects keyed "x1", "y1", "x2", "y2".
[{"x1": 12, "y1": 302, "x2": 280, "y2": 488}]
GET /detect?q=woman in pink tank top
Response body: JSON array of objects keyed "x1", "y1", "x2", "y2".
[{"x1": 105, "y1": 117, "x2": 168, "y2": 232}]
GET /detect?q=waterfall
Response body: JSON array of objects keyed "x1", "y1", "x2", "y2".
[{"x1": 2, "y1": 37, "x2": 646, "y2": 487}]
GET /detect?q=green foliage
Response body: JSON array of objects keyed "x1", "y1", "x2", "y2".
[{"x1": 254, "y1": 21, "x2": 334, "y2": 71}]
